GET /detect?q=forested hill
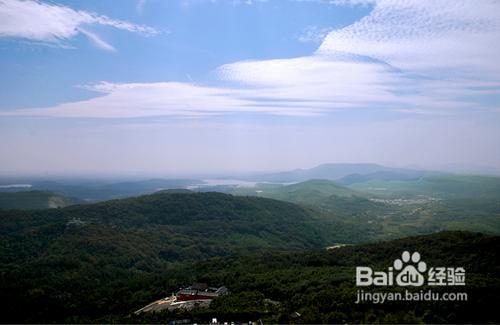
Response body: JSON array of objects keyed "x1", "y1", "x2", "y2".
[
  {"x1": 0, "y1": 192, "x2": 325, "y2": 263},
  {"x1": 0, "y1": 190, "x2": 77, "y2": 209},
  {"x1": 0, "y1": 191, "x2": 342, "y2": 322}
]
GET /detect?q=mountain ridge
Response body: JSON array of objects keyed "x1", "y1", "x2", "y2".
[{"x1": 234, "y1": 163, "x2": 434, "y2": 183}]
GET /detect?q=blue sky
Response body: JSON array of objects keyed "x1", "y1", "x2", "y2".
[
  {"x1": 0, "y1": 0, "x2": 370, "y2": 109},
  {"x1": 0, "y1": 0, "x2": 499, "y2": 176}
]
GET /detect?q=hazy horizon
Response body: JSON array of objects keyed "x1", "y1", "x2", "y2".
[{"x1": 0, "y1": 160, "x2": 499, "y2": 181}]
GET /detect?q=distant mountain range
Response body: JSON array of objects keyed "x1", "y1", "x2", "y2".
[
  {"x1": 233, "y1": 163, "x2": 436, "y2": 183},
  {"x1": 1, "y1": 163, "x2": 499, "y2": 206}
]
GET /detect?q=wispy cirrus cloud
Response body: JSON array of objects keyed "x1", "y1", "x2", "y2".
[
  {"x1": 78, "y1": 28, "x2": 115, "y2": 52},
  {"x1": 0, "y1": 0, "x2": 158, "y2": 49},
  {"x1": 2, "y1": 81, "x2": 338, "y2": 118},
  {"x1": 319, "y1": 0, "x2": 500, "y2": 76},
  {"x1": 297, "y1": 25, "x2": 333, "y2": 43},
  {"x1": 216, "y1": 54, "x2": 488, "y2": 115},
  {"x1": 220, "y1": 0, "x2": 500, "y2": 114},
  {"x1": 2, "y1": 0, "x2": 500, "y2": 118}
]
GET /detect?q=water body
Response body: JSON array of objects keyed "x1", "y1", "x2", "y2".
[
  {"x1": 188, "y1": 179, "x2": 296, "y2": 189},
  {"x1": 0, "y1": 184, "x2": 33, "y2": 188},
  {"x1": 188, "y1": 179, "x2": 259, "y2": 189}
]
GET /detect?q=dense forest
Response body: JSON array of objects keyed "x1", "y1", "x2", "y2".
[
  {"x1": 134, "y1": 231, "x2": 500, "y2": 324},
  {"x1": 1, "y1": 229, "x2": 498, "y2": 323},
  {"x1": 0, "y1": 191, "x2": 367, "y2": 264},
  {"x1": 1, "y1": 178, "x2": 499, "y2": 323}
]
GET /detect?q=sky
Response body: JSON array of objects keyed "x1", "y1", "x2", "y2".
[{"x1": 0, "y1": 0, "x2": 499, "y2": 177}]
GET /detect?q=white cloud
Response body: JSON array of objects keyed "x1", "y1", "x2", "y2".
[
  {"x1": 2, "y1": 81, "x2": 332, "y2": 118},
  {"x1": 2, "y1": 0, "x2": 500, "y2": 118},
  {"x1": 217, "y1": 0, "x2": 500, "y2": 115},
  {"x1": 217, "y1": 55, "x2": 406, "y2": 108},
  {"x1": 78, "y1": 28, "x2": 115, "y2": 52},
  {"x1": 319, "y1": 0, "x2": 500, "y2": 77},
  {"x1": 0, "y1": 57, "x2": 480, "y2": 118},
  {"x1": 0, "y1": 0, "x2": 158, "y2": 49}
]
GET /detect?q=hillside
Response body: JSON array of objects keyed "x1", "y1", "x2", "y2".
[
  {"x1": 0, "y1": 192, "x2": 336, "y2": 265},
  {"x1": 146, "y1": 231, "x2": 498, "y2": 324},
  {"x1": 231, "y1": 179, "x2": 389, "y2": 218},
  {"x1": 348, "y1": 174, "x2": 500, "y2": 199},
  {"x1": 0, "y1": 191, "x2": 373, "y2": 322},
  {"x1": 1, "y1": 230, "x2": 498, "y2": 323},
  {"x1": 233, "y1": 179, "x2": 360, "y2": 200},
  {"x1": 1, "y1": 190, "x2": 498, "y2": 323},
  {"x1": 0, "y1": 190, "x2": 77, "y2": 209},
  {"x1": 337, "y1": 170, "x2": 428, "y2": 185},
  {"x1": 229, "y1": 178, "x2": 500, "y2": 238}
]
